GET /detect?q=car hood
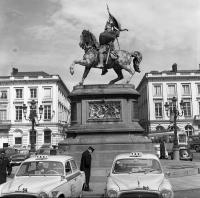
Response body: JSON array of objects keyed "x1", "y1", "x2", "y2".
[
  {"x1": 1, "y1": 176, "x2": 61, "y2": 194},
  {"x1": 111, "y1": 173, "x2": 165, "y2": 191}
]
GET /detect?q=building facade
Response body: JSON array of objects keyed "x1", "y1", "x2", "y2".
[
  {"x1": 0, "y1": 68, "x2": 70, "y2": 149},
  {"x1": 137, "y1": 64, "x2": 200, "y2": 137}
]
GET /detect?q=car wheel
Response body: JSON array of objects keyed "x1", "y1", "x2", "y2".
[{"x1": 58, "y1": 195, "x2": 65, "y2": 198}]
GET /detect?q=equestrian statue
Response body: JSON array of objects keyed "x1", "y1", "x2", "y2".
[{"x1": 70, "y1": 5, "x2": 142, "y2": 85}]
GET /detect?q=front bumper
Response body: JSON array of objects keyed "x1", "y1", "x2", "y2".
[
  {"x1": 1, "y1": 192, "x2": 38, "y2": 198},
  {"x1": 106, "y1": 189, "x2": 162, "y2": 198}
]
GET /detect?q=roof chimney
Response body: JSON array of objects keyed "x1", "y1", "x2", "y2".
[
  {"x1": 172, "y1": 63, "x2": 177, "y2": 72},
  {"x1": 11, "y1": 67, "x2": 18, "y2": 76}
]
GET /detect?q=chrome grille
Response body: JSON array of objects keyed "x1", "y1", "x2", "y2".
[{"x1": 119, "y1": 192, "x2": 160, "y2": 198}]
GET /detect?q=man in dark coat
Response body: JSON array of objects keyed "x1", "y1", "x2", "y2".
[
  {"x1": 80, "y1": 146, "x2": 95, "y2": 191},
  {"x1": 0, "y1": 150, "x2": 12, "y2": 184},
  {"x1": 160, "y1": 139, "x2": 166, "y2": 159}
]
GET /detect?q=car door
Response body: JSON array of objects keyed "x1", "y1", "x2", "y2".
[
  {"x1": 64, "y1": 160, "x2": 76, "y2": 197},
  {"x1": 70, "y1": 159, "x2": 84, "y2": 196}
]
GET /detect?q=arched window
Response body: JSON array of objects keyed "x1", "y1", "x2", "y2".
[
  {"x1": 44, "y1": 130, "x2": 51, "y2": 144},
  {"x1": 156, "y1": 125, "x2": 165, "y2": 132},
  {"x1": 185, "y1": 125, "x2": 193, "y2": 136}
]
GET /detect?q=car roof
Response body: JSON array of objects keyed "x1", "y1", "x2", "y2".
[
  {"x1": 114, "y1": 152, "x2": 159, "y2": 161},
  {"x1": 23, "y1": 155, "x2": 73, "y2": 163}
]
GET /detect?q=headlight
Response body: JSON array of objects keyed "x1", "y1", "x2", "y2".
[
  {"x1": 107, "y1": 189, "x2": 118, "y2": 198},
  {"x1": 51, "y1": 191, "x2": 59, "y2": 197},
  {"x1": 159, "y1": 179, "x2": 173, "y2": 198},
  {"x1": 39, "y1": 192, "x2": 49, "y2": 198},
  {"x1": 161, "y1": 190, "x2": 173, "y2": 198}
]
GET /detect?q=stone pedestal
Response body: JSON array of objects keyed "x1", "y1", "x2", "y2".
[{"x1": 59, "y1": 84, "x2": 153, "y2": 182}]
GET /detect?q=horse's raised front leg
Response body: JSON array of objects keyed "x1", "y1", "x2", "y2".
[{"x1": 69, "y1": 59, "x2": 89, "y2": 75}]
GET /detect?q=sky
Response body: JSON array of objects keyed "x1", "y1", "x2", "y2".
[{"x1": 0, "y1": 0, "x2": 200, "y2": 91}]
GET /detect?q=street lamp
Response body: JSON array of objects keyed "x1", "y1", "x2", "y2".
[
  {"x1": 22, "y1": 100, "x2": 43, "y2": 152},
  {"x1": 164, "y1": 97, "x2": 184, "y2": 160}
]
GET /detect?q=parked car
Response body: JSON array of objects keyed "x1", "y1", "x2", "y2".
[
  {"x1": 0, "y1": 155, "x2": 85, "y2": 198},
  {"x1": 105, "y1": 152, "x2": 174, "y2": 198},
  {"x1": 188, "y1": 135, "x2": 200, "y2": 151},
  {"x1": 179, "y1": 147, "x2": 193, "y2": 161},
  {"x1": 36, "y1": 147, "x2": 59, "y2": 155},
  {"x1": 0, "y1": 147, "x2": 18, "y2": 159},
  {"x1": 10, "y1": 148, "x2": 30, "y2": 166}
]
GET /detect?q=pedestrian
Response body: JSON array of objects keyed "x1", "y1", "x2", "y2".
[
  {"x1": 0, "y1": 150, "x2": 12, "y2": 185},
  {"x1": 80, "y1": 146, "x2": 95, "y2": 191},
  {"x1": 160, "y1": 139, "x2": 166, "y2": 159}
]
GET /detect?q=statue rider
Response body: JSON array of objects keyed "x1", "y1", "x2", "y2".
[{"x1": 97, "y1": 6, "x2": 128, "y2": 75}]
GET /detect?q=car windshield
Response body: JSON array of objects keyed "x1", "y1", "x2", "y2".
[
  {"x1": 16, "y1": 161, "x2": 64, "y2": 176},
  {"x1": 113, "y1": 158, "x2": 162, "y2": 174}
]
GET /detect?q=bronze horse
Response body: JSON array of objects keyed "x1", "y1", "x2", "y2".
[{"x1": 70, "y1": 30, "x2": 142, "y2": 85}]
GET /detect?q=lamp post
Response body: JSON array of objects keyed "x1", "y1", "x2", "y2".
[
  {"x1": 164, "y1": 97, "x2": 184, "y2": 160},
  {"x1": 22, "y1": 100, "x2": 43, "y2": 152}
]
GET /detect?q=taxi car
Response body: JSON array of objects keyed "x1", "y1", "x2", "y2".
[
  {"x1": 0, "y1": 155, "x2": 85, "y2": 198},
  {"x1": 105, "y1": 152, "x2": 174, "y2": 198}
]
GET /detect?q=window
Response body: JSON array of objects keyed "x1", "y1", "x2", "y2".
[
  {"x1": 30, "y1": 88, "x2": 37, "y2": 99},
  {"x1": 167, "y1": 84, "x2": 176, "y2": 96},
  {"x1": 44, "y1": 130, "x2": 51, "y2": 144},
  {"x1": 0, "y1": 91, "x2": 7, "y2": 99},
  {"x1": 182, "y1": 84, "x2": 190, "y2": 95},
  {"x1": 44, "y1": 105, "x2": 51, "y2": 120},
  {"x1": 44, "y1": 88, "x2": 51, "y2": 98},
  {"x1": 155, "y1": 102, "x2": 162, "y2": 118},
  {"x1": 65, "y1": 161, "x2": 72, "y2": 175},
  {"x1": 70, "y1": 160, "x2": 77, "y2": 171},
  {"x1": 15, "y1": 137, "x2": 22, "y2": 145},
  {"x1": 153, "y1": 85, "x2": 162, "y2": 97},
  {"x1": 185, "y1": 125, "x2": 193, "y2": 136},
  {"x1": 0, "y1": 110, "x2": 7, "y2": 120},
  {"x1": 16, "y1": 89, "x2": 23, "y2": 99},
  {"x1": 16, "y1": 106, "x2": 23, "y2": 121},
  {"x1": 183, "y1": 101, "x2": 191, "y2": 117}
]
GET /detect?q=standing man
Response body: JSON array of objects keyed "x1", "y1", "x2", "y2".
[
  {"x1": 0, "y1": 150, "x2": 12, "y2": 185},
  {"x1": 160, "y1": 139, "x2": 166, "y2": 159},
  {"x1": 80, "y1": 146, "x2": 95, "y2": 191}
]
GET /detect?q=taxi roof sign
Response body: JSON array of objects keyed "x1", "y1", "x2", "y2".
[
  {"x1": 35, "y1": 155, "x2": 48, "y2": 160},
  {"x1": 129, "y1": 152, "x2": 142, "y2": 157}
]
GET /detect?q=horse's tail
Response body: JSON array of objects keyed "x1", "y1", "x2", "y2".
[{"x1": 132, "y1": 51, "x2": 142, "y2": 73}]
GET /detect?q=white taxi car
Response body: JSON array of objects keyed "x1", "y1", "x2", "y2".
[
  {"x1": 0, "y1": 155, "x2": 85, "y2": 198},
  {"x1": 105, "y1": 152, "x2": 174, "y2": 198}
]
